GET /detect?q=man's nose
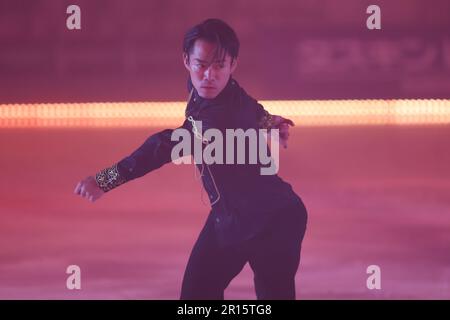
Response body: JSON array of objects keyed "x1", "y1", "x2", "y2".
[{"x1": 204, "y1": 65, "x2": 215, "y2": 80}]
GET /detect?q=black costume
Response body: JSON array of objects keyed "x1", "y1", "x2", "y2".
[{"x1": 95, "y1": 77, "x2": 308, "y2": 299}]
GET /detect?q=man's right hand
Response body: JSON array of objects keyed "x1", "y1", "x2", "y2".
[{"x1": 74, "y1": 176, "x2": 104, "y2": 202}]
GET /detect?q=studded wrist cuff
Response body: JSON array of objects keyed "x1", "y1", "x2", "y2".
[
  {"x1": 258, "y1": 110, "x2": 275, "y2": 129},
  {"x1": 95, "y1": 163, "x2": 126, "y2": 192}
]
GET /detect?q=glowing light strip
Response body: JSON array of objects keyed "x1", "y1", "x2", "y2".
[{"x1": 0, "y1": 99, "x2": 449, "y2": 128}]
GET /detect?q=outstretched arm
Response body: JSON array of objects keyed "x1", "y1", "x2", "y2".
[{"x1": 74, "y1": 121, "x2": 189, "y2": 202}]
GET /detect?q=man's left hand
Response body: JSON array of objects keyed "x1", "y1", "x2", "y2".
[{"x1": 271, "y1": 115, "x2": 295, "y2": 149}]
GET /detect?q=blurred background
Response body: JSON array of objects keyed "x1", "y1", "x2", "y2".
[
  {"x1": 0, "y1": 0, "x2": 449, "y2": 299},
  {"x1": 0, "y1": 0, "x2": 449, "y2": 102}
]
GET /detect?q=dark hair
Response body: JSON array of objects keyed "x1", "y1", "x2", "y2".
[{"x1": 182, "y1": 19, "x2": 240, "y2": 63}]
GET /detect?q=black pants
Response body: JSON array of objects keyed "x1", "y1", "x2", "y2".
[{"x1": 180, "y1": 200, "x2": 308, "y2": 300}]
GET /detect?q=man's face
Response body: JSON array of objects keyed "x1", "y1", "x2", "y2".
[{"x1": 183, "y1": 39, "x2": 237, "y2": 99}]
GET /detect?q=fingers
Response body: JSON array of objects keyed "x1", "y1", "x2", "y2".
[
  {"x1": 74, "y1": 179, "x2": 100, "y2": 202},
  {"x1": 279, "y1": 124, "x2": 289, "y2": 149},
  {"x1": 279, "y1": 122, "x2": 290, "y2": 131},
  {"x1": 73, "y1": 182, "x2": 82, "y2": 195},
  {"x1": 273, "y1": 116, "x2": 295, "y2": 127},
  {"x1": 279, "y1": 124, "x2": 290, "y2": 138},
  {"x1": 283, "y1": 118, "x2": 295, "y2": 126},
  {"x1": 81, "y1": 188, "x2": 95, "y2": 202},
  {"x1": 267, "y1": 122, "x2": 290, "y2": 149}
]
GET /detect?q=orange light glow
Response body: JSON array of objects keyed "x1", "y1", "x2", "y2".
[{"x1": 0, "y1": 99, "x2": 449, "y2": 128}]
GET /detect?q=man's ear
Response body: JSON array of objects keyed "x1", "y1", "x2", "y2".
[
  {"x1": 183, "y1": 53, "x2": 191, "y2": 71},
  {"x1": 230, "y1": 58, "x2": 238, "y2": 73}
]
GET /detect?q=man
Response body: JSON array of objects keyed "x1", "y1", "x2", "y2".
[{"x1": 74, "y1": 19, "x2": 308, "y2": 300}]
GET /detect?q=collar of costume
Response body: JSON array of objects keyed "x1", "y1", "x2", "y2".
[{"x1": 185, "y1": 77, "x2": 237, "y2": 118}]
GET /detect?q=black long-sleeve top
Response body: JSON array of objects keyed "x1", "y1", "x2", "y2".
[{"x1": 95, "y1": 77, "x2": 302, "y2": 247}]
